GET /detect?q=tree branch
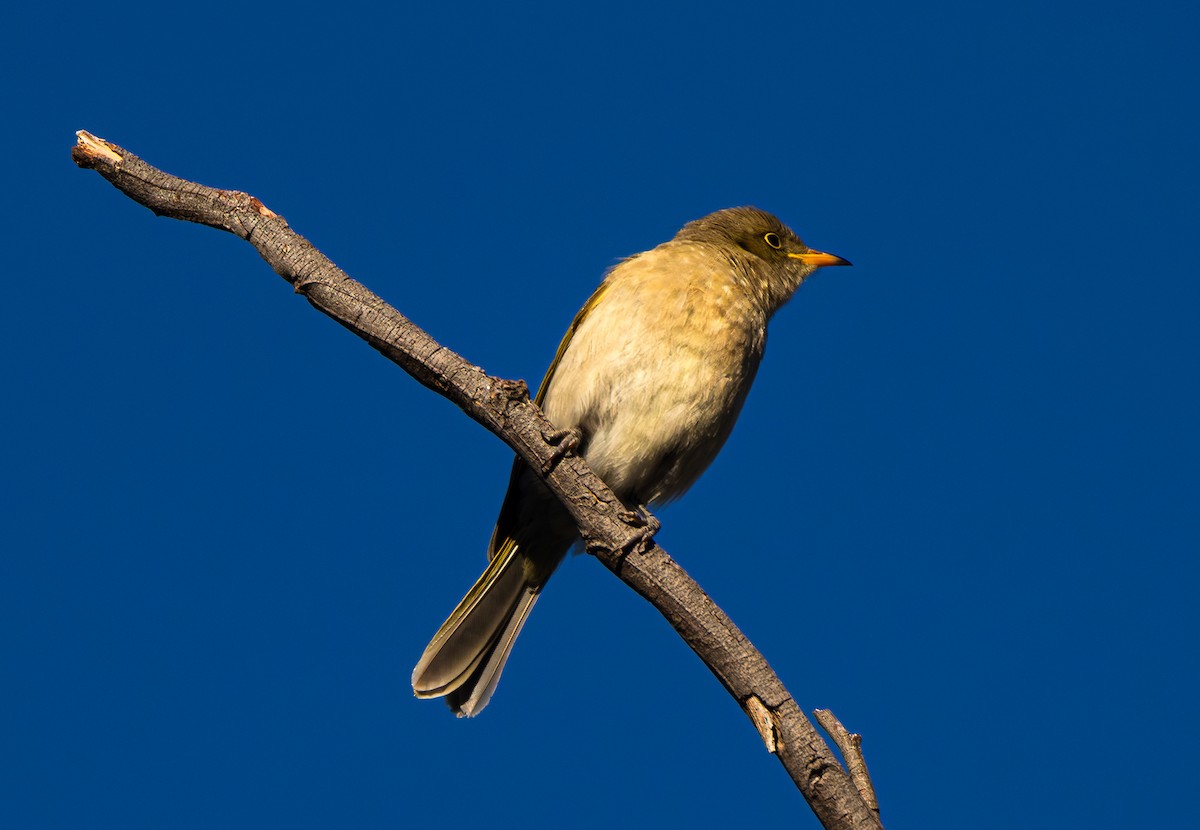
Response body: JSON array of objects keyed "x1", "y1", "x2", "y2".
[{"x1": 72, "y1": 130, "x2": 883, "y2": 830}]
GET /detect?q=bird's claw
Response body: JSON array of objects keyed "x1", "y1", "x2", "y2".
[
  {"x1": 618, "y1": 505, "x2": 661, "y2": 556},
  {"x1": 539, "y1": 427, "x2": 581, "y2": 474}
]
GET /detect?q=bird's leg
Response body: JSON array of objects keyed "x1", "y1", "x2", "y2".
[
  {"x1": 539, "y1": 426, "x2": 581, "y2": 474},
  {"x1": 617, "y1": 504, "x2": 661, "y2": 556}
]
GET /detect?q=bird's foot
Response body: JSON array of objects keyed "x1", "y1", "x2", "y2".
[
  {"x1": 618, "y1": 505, "x2": 661, "y2": 556},
  {"x1": 539, "y1": 427, "x2": 581, "y2": 474}
]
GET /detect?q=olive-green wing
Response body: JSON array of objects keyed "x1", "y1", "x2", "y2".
[
  {"x1": 533, "y1": 279, "x2": 610, "y2": 406},
  {"x1": 485, "y1": 278, "x2": 613, "y2": 561}
]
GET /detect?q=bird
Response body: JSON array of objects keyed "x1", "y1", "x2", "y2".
[{"x1": 411, "y1": 206, "x2": 849, "y2": 716}]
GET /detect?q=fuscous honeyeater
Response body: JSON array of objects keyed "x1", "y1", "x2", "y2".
[{"x1": 412, "y1": 207, "x2": 850, "y2": 716}]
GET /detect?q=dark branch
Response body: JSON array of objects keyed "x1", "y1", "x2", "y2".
[{"x1": 72, "y1": 130, "x2": 882, "y2": 830}]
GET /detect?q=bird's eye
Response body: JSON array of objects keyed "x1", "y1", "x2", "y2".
[{"x1": 763, "y1": 232, "x2": 782, "y2": 249}]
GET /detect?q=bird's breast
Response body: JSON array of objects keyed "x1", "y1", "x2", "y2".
[{"x1": 541, "y1": 246, "x2": 767, "y2": 505}]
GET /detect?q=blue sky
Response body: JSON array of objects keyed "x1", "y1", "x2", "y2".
[{"x1": 3, "y1": 2, "x2": 1197, "y2": 828}]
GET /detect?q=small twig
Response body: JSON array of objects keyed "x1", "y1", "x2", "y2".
[{"x1": 815, "y1": 709, "x2": 881, "y2": 821}]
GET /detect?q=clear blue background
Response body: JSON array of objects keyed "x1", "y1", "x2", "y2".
[{"x1": 3, "y1": 2, "x2": 1196, "y2": 827}]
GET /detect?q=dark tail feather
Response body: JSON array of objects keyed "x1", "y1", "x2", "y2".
[{"x1": 411, "y1": 541, "x2": 540, "y2": 717}]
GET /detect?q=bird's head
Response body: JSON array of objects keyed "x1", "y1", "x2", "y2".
[{"x1": 676, "y1": 206, "x2": 850, "y2": 312}]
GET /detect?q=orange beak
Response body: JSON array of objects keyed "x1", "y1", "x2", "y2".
[{"x1": 789, "y1": 250, "x2": 852, "y2": 268}]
